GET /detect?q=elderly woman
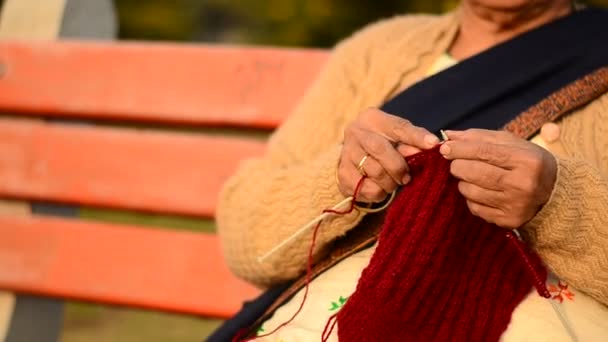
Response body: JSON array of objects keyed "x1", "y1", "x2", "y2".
[{"x1": 214, "y1": 0, "x2": 608, "y2": 341}]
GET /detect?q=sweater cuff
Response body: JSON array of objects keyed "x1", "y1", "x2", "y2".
[{"x1": 522, "y1": 156, "x2": 575, "y2": 248}]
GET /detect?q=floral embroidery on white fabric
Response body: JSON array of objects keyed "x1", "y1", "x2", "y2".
[
  {"x1": 548, "y1": 280, "x2": 575, "y2": 303},
  {"x1": 256, "y1": 324, "x2": 265, "y2": 336},
  {"x1": 329, "y1": 295, "x2": 348, "y2": 312}
]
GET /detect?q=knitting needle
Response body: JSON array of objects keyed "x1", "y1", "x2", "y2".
[
  {"x1": 257, "y1": 196, "x2": 354, "y2": 263},
  {"x1": 259, "y1": 131, "x2": 449, "y2": 263},
  {"x1": 549, "y1": 300, "x2": 578, "y2": 342},
  {"x1": 440, "y1": 129, "x2": 449, "y2": 142}
]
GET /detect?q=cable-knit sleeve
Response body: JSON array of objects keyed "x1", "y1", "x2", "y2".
[
  {"x1": 523, "y1": 94, "x2": 608, "y2": 306},
  {"x1": 523, "y1": 157, "x2": 608, "y2": 306},
  {"x1": 216, "y1": 13, "x2": 462, "y2": 288},
  {"x1": 216, "y1": 37, "x2": 369, "y2": 288}
]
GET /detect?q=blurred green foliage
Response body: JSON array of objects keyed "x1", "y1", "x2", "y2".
[
  {"x1": 193, "y1": 0, "x2": 459, "y2": 46},
  {"x1": 115, "y1": 0, "x2": 608, "y2": 47}
]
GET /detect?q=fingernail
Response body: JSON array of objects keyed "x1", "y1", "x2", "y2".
[
  {"x1": 402, "y1": 174, "x2": 411, "y2": 185},
  {"x1": 439, "y1": 143, "x2": 451, "y2": 156},
  {"x1": 425, "y1": 134, "x2": 439, "y2": 147}
]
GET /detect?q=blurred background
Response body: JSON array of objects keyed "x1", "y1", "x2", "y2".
[
  {"x1": 1, "y1": 0, "x2": 608, "y2": 341},
  {"x1": 115, "y1": 0, "x2": 460, "y2": 45},
  {"x1": 114, "y1": 0, "x2": 608, "y2": 46}
]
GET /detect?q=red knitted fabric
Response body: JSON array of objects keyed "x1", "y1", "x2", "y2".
[{"x1": 336, "y1": 149, "x2": 547, "y2": 342}]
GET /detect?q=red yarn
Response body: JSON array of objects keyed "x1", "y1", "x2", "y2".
[
  {"x1": 235, "y1": 177, "x2": 367, "y2": 341},
  {"x1": 322, "y1": 313, "x2": 339, "y2": 342},
  {"x1": 336, "y1": 149, "x2": 548, "y2": 342}
]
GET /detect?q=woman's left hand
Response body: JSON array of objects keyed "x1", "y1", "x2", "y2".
[{"x1": 439, "y1": 129, "x2": 557, "y2": 229}]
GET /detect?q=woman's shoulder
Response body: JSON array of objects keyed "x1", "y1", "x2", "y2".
[
  {"x1": 335, "y1": 12, "x2": 455, "y2": 54},
  {"x1": 356, "y1": 13, "x2": 447, "y2": 37}
]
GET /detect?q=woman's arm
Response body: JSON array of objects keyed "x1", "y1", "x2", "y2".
[
  {"x1": 217, "y1": 14, "x2": 442, "y2": 288},
  {"x1": 524, "y1": 156, "x2": 608, "y2": 305},
  {"x1": 217, "y1": 35, "x2": 369, "y2": 288},
  {"x1": 523, "y1": 94, "x2": 608, "y2": 306},
  {"x1": 441, "y1": 114, "x2": 608, "y2": 306}
]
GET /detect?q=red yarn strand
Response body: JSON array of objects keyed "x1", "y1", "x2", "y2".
[
  {"x1": 234, "y1": 177, "x2": 367, "y2": 341},
  {"x1": 505, "y1": 232, "x2": 551, "y2": 298},
  {"x1": 322, "y1": 313, "x2": 339, "y2": 342},
  {"x1": 336, "y1": 150, "x2": 550, "y2": 342}
]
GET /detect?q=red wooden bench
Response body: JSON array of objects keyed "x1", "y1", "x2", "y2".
[{"x1": 0, "y1": 40, "x2": 328, "y2": 319}]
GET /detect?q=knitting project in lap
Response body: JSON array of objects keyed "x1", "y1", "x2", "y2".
[{"x1": 337, "y1": 149, "x2": 548, "y2": 341}]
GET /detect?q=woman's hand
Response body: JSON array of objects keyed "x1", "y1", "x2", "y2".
[
  {"x1": 439, "y1": 129, "x2": 557, "y2": 229},
  {"x1": 338, "y1": 108, "x2": 439, "y2": 202}
]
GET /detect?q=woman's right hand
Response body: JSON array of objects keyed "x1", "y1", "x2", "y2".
[{"x1": 337, "y1": 108, "x2": 439, "y2": 203}]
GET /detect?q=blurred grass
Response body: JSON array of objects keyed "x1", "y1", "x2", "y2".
[
  {"x1": 59, "y1": 207, "x2": 225, "y2": 341},
  {"x1": 61, "y1": 302, "x2": 222, "y2": 342},
  {"x1": 79, "y1": 207, "x2": 217, "y2": 232}
]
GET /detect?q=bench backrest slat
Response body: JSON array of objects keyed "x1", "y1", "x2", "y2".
[
  {"x1": 0, "y1": 40, "x2": 326, "y2": 318},
  {"x1": 0, "y1": 118, "x2": 265, "y2": 217},
  {"x1": 0, "y1": 41, "x2": 328, "y2": 128},
  {"x1": 0, "y1": 215, "x2": 259, "y2": 318}
]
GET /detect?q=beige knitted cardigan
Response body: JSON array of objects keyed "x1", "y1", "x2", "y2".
[{"x1": 217, "y1": 11, "x2": 608, "y2": 306}]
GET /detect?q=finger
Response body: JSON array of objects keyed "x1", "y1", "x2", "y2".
[
  {"x1": 342, "y1": 168, "x2": 387, "y2": 203},
  {"x1": 359, "y1": 108, "x2": 439, "y2": 149},
  {"x1": 445, "y1": 129, "x2": 518, "y2": 145},
  {"x1": 336, "y1": 152, "x2": 354, "y2": 197},
  {"x1": 352, "y1": 153, "x2": 399, "y2": 193},
  {"x1": 440, "y1": 140, "x2": 521, "y2": 169},
  {"x1": 450, "y1": 159, "x2": 508, "y2": 191},
  {"x1": 396, "y1": 143, "x2": 422, "y2": 157},
  {"x1": 354, "y1": 128, "x2": 410, "y2": 185},
  {"x1": 359, "y1": 178, "x2": 388, "y2": 203},
  {"x1": 337, "y1": 156, "x2": 386, "y2": 202},
  {"x1": 465, "y1": 199, "x2": 506, "y2": 226},
  {"x1": 457, "y1": 181, "x2": 506, "y2": 210}
]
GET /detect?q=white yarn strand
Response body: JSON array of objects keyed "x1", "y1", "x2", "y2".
[
  {"x1": 514, "y1": 229, "x2": 578, "y2": 341},
  {"x1": 549, "y1": 299, "x2": 578, "y2": 342},
  {"x1": 257, "y1": 196, "x2": 354, "y2": 263}
]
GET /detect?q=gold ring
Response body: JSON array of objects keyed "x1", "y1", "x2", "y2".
[{"x1": 357, "y1": 155, "x2": 369, "y2": 177}]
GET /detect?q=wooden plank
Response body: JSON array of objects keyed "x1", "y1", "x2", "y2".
[
  {"x1": 0, "y1": 200, "x2": 29, "y2": 342},
  {"x1": 0, "y1": 118, "x2": 265, "y2": 217},
  {"x1": 0, "y1": 215, "x2": 260, "y2": 318},
  {"x1": 0, "y1": 200, "x2": 29, "y2": 216},
  {"x1": 0, "y1": 40, "x2": 327, "y2": 129},
  {"x1": 0, "y1": 205, "x2": 61, "y2": 342},
  {"x1": 0, "y1": 9, "x2": 58, "y2": 331},
  {"x1": 0, "y1": 291, "x2": 15, "y2": 341},
  {"x1": 0, "y1": 0, "x2": 66, "y2": 39},
  {"x1": 0, "y1": 4, "x2": 61, "y2": 331}
]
